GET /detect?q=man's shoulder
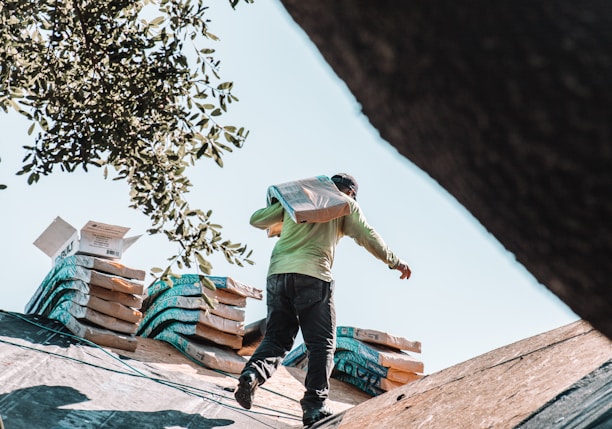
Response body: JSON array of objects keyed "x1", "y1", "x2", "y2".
[{"x1": 345, "y1": 197, "x2": 361, "y2": 214}]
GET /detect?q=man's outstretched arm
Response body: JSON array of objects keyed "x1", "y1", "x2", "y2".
[{"x1": 343, "y1": 203, "x2": 412, "y2": 281}]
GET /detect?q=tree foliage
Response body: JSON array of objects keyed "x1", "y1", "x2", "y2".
[{"x1": 0, "y1": 0, "x2": 254, "y2": 285}]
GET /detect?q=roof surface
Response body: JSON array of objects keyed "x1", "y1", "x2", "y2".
[
  {"x1": 1, "y1": 311, "x2": 610, "y2": 428},
  {"x1": 313, "y1": 320, "x2": 611, "y2": 429},
  {"x1": 0, "y1": 311, "x2": 368, "y2": 429}
]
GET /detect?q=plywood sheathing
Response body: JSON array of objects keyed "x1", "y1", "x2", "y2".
[{"x1": 323, "y1": 320, "x2": 611, "y2": 429}]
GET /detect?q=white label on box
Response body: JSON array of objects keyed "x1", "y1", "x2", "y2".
[{"x1": 79, "y1": 231, "x2": 123, "y2": 258}]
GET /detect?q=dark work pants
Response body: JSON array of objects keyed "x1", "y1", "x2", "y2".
[{"x1": 242, "y1": 273, "x2": 336, "y2": 411}]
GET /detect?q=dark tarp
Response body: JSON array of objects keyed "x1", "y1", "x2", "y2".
[
  {"x1": 0, "y1": 311, "x2": 296, "y2": 428},
  {"x1": 515, "y1": 360, "x2": 612, "y2": 429}
]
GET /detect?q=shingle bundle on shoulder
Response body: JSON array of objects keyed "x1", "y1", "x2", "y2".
[
  {"x1": 138, "y1": 274, "x2": 263, "y2": 374},
  {"x1": 283, "y1": 326, "x2": 424, "y2": 396},
  {"x1": 25, "y1": 255, "x2": 146, "y2": 351}
]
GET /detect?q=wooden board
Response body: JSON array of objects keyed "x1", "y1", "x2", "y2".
[
  {"x1": 204, "y1": 288, "x2": 247, "y2": 307},
  {"x1": 334, "y1": 359, "x2": 397, "y2": 393},
  {"x1": 209, "y1": 301, "x2": 245, "y2": 322},
  {"x1": 88, "y1": 284, "x2": 143, "y2": 309},
  {"x1": 37, "y1": 287, "x2": 142, "y2": 324},
  {"x1": 144, "y1": 274, "x2": 262, "y2": 307},
  {"x1": 47, "y1": 307, "x2": 137, "y2": 351},
  {"x1": 334, "y1": 353, "x2": 422, "y2": 388},
  {"x1": 143, "y1": 278, "x2": 248, "y2": 310},
  {"x1": 193, "y1": 323, "x2": 243, "y2": 350},
  {"x1": 28, "y1": 279, "x2": 143, "y2": 314},
  {"x1": 139, "y1": 306, "x2": 244, "y2": 338},
  {"x1": 335, "y1": 337, "x2": 424, "y2": 373},
  {"x1": 139, "y1": 295, "x2": 244, "y2": 334},
  {"x1": 86, "y1": 295, "x2": 142, "y2": 324},
  {"x1": 138, "y1": 307, "x2": 200, "y2": 338},
  {"x1": 154, "y1": 321, "x2": 244, "y2": 350},
  {"x1": 54, "y1": 301, "x2": 139, "y2": 334},
  {"x1": 142, "y1": 279, "x2": 204, "y2": 310},
  {"x1": 386, "y1": 367, "x2": 424, "y2": 384},
  {"x1": 206, "y1": 276, "x2": 263, "y2": 300},
  {"x1": 25, "y1": 260, "x2": 144, "y2": 314},
  {"x1": 284, "y1": 346, "x2": 423, "y2": 397},
  {"x1": 70, "y1": 254, "x2": 146, "y2": 280},
  {"x1": 89, "y1": 270, "x2": 144, "y2": 295},
  {"x1": 337, "y1": 326, "x2": 421, "y2": 353},
  {"x1": 198, "y1": 311, "x2": 244, "y2": 335},
  {"x1": 285, "y1": 339, "x2": 424, "y2": 374},
  {"x1": 154, "y1": 329, "x2": 248, "y2": 374},
  {"x1": 149, "y1": 295, "x2": 246, "y2": 323}
]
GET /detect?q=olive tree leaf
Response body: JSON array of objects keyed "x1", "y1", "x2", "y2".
[{"x1": 0, "y1": 0, "x2": 256, "y2": 304}]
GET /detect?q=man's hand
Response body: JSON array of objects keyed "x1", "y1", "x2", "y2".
[{"x1": 396, "y1": 260, "x2": 411, "y2": 280}]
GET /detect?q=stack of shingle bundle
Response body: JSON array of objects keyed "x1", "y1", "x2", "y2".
[
  {"x1": 25, "y1": 255, "x2": 145, "y2": 351},
  {"x1": 138, "y1": 274, "x2": 263, "y2": 373},
  {"x1": 283, "y1": 326, "x2": 424, "y2": 396}
]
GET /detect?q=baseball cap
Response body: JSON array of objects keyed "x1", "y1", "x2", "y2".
[{"x1": 331, "y1": 173, "x2": 358, "y2": 200}]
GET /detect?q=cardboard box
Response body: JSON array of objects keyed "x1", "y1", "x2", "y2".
[
  {"x1": 34, "y1": 216, "x2": 140, "y2": 264},
  {"x1": 266, "y1": 176, "x2": 350, "y2": 237}
]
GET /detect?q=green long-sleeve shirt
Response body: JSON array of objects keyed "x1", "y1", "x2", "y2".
[{"x1": 250, "y1": 197, "x2": 400, "y2": 282}]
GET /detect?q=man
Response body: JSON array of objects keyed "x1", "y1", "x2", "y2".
[{"x1": 234, "y1": 173, "x2": 411, "y2": 427}]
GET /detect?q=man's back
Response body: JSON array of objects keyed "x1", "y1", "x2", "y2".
[
  {"x1": 250, "y1": 200, "x2": 346, "y2": 282},
  {"x1": 250, "y1": 193, "x2": 400, "y2": 282}
]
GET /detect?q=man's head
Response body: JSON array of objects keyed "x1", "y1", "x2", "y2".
[{"x1": 331, "y1": 173, "x2": 358, "y2": 200}]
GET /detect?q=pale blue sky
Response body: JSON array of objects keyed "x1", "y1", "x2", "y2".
[{"x1": 0, "y1": 1, "x2": 578, "y2": 374}]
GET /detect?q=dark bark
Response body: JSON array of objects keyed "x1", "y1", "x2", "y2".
[{"x1": 280, "y1": 0, "x2": 612, "y2": 339}]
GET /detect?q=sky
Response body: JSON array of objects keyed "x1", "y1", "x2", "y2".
[{"x1": 0, "y1": 1, "x2": 578, "y2": 374}]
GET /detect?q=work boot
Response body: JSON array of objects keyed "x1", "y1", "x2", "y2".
[
  {"x1": 234, "y1": 370, "x2": 259, "y2": 410},
  {"x1": 302, "y1": 405, "x2": 333, "y2": 427}
]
